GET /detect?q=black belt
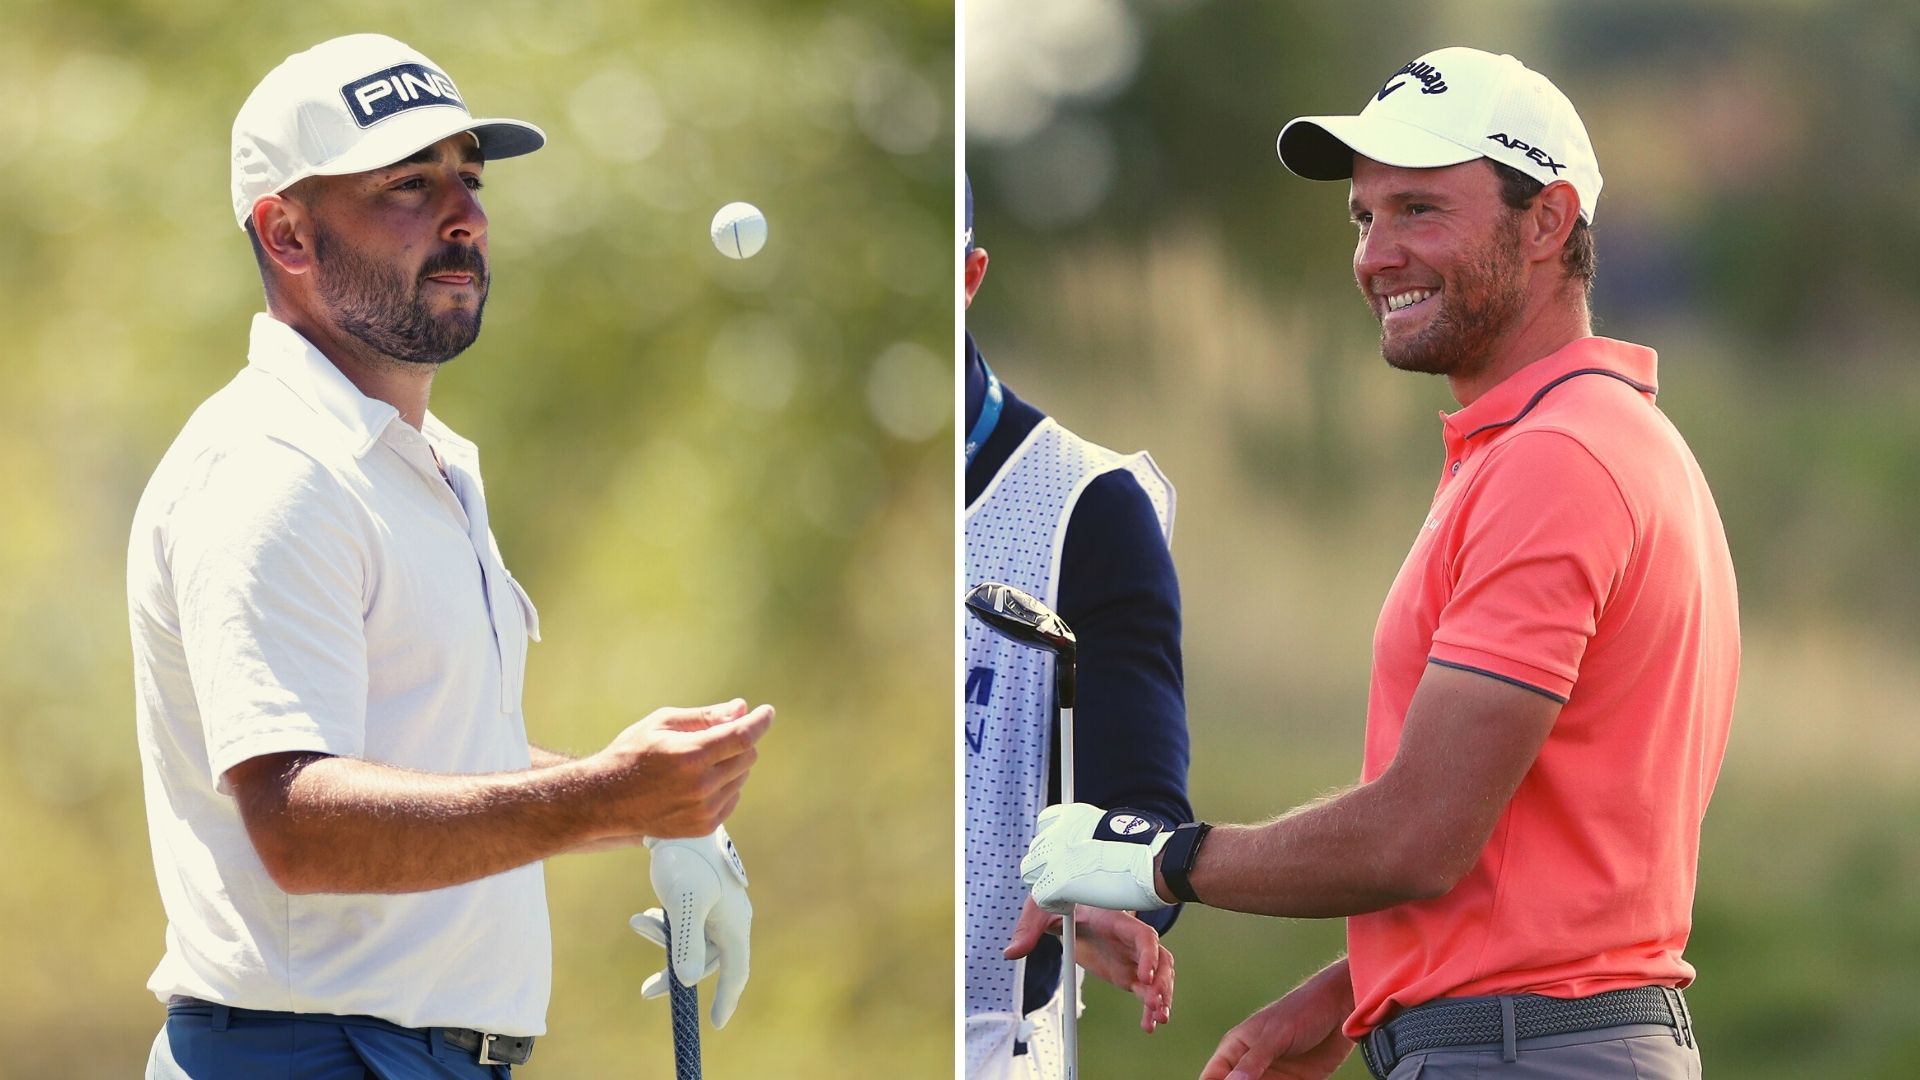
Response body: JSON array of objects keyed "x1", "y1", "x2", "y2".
[
  {"x1": 1360, "y1": 985, "x2": 1693, "y2": 1079},
  {"x1": 167, "y1": 996, "x2": 536, "y2": 1067},
  {"x1": 440, "y1": 1026, "x2": 536, "y2": 1066}
]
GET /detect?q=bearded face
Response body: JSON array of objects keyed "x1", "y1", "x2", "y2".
[
  {"x1": 1349, "y1": 158, "x2": 1537, "y2": 383},
  {"x1": 311, "y1": 221, "x2": 489, "y2": 366},
  {"x1": 1372, "y1": 209, "x2": 1528, "y2": 380}
]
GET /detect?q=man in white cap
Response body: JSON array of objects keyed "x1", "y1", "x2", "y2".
[
  {"x1": 1014, "y1": 47, "x2": 1739, "y2": 1078},
  {"x1": 130, "y1": 34, "x2": 770, "y2": 1077}
]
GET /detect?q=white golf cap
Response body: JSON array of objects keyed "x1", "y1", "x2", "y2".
[
  {"x1": 230, "y1": 33, "x2": 546, "y2": 229},
  {"x1": 1277, "y1": 46, "x2": 1602, "y2": 223}
]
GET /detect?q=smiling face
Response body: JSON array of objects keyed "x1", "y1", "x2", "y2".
[
  {"x1": 299, "y1": 134, "x2": 492, "y2": 365},
  {"x1": 1348, "y1": 157, "x2": 1529, "y2": 380}
]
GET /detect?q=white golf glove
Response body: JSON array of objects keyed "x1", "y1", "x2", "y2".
[
  {"x1": 628, "y1": 825, "x2": 752, "y2": 1028},
  {"x1": 1021, "y1": 803, "x2": 1173, "y2": 915}
]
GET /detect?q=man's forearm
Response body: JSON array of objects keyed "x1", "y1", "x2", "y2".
[
  {"x1": 528, "y1": 744, "x2": 574, "y2": 769},
  {"x1": 1163, "y1": 779, "x2": 1447, "y2": 918},
  {"x1": 529, "y1": 744, "x2": 630, "y2": 853},
  {"x1": 1161, "y1": 667, "x2": 1558, "y2": 917},
  {"x1": 244, "y1": 753, "x2": 615, "y2": 894},
  {"x1": 1297, "y1": 955, "x2": 1357, "y2": 1029}
]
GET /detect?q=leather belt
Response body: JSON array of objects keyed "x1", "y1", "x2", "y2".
[
  {"x1": 166, "y1": 996, "x2": 536, "y2": 1067},
  {"x1": 441, "y1": 1026, "x2": 536, "y2": 1066},
  {"x1": 1359, "y1": 985, "x2": 1693, "y2": 1079}
]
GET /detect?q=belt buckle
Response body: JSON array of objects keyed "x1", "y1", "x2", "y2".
[
  {"x1": 1662, "y1": 987, "x2": 1695, "y2": 1049},
  {"x1": 1363, "y1": 1026, "x2": 1396, "y2": 1079},
  {"x1": 476, "y1": 1033, "x2": 505, "y2": 1066}
]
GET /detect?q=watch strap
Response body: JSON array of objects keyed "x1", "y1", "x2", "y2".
[{"x1": 1160, "y1": 821, "x2": 1212, "y2": 904}]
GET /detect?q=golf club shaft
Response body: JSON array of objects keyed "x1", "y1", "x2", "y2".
[
  {"x1": 667, "y1": 917, "x2": 702, "y2": 1080},
  {"x1": 1060, "y1": 701, "x2": 1078, "y2": 1079},
  {"x1": 961, "y1": 583, "x2": 1082, "y2": 1078}
]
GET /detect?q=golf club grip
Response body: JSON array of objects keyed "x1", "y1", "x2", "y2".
[
  {"x1": 1061, "y1": 913, "x2": 1079, "y2": 1079},
  {"x1": 667, "y1": 917, "x2": 702, "y2": 1080}
]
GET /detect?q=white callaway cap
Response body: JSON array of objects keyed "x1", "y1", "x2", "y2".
[
  {"x1": 1277, "y1": 46, "x2": 1602, "y2": 224},
  {"x1": 231, "y1": 33, "x2": 546, "y2": 229}
]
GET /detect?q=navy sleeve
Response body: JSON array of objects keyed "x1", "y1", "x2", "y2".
[{"x1": 1022, "y1": 467, "x2": 1190, "y2": 1015}]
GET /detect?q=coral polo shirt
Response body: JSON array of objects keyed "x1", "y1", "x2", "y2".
[{"x1": 1346, "y1": 337, "x2": 1740, "y2": 1036}]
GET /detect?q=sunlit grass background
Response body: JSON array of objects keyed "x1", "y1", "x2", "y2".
[
  {"x1": 968, "y1": 1, "x2": 1920, "y2": 1077},
  {"x1": 0, "y1": 0, "x2": 952, "y2": 1075}
]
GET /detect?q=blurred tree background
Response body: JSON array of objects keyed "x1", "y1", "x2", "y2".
[
  {"x1": 0, "y1": 0, "x2": 951, "y2": 1076},
  {"x1": 969, "y1": 0, "x2": 1918, "y2": 1077}
]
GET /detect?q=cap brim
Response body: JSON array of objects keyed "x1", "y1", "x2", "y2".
[
  {"x1": 312, "y1": 111, "x2": 547, "y2": 179},
  {"x1": 467, "y1": 118, "x2": 546, "y2": 162},
  {"x1": 1277, "y1": 114, "x2": 1481, "y2": 181}
]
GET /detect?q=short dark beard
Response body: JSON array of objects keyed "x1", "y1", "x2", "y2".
[
  {"x1": 311, "y1": 224, "x2": 489, "y2": 366},
  {"x1": 1378, "y1": 211, "x2": 1528, "y2": 379}
]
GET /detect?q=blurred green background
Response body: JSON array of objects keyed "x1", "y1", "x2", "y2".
[
  {"x1": 0, "y1": 0, "x2": 952, "y2": 1076},
  {"x1": 968, "y1": 0, "x2": 1918, "y2": 1077}
]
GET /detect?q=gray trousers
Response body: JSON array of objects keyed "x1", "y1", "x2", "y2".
[{"x1": 1386, "y1": 1023, "x2": 1701, "y2": 1078}]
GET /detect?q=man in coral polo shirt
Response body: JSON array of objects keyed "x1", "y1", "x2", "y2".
[{"x1": 1015, "y1": 47, "x2": 1738, "y2": 1079}]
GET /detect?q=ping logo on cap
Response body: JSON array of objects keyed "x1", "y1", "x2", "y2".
[{"x1": 341, "y1": 63, "x2": 465, "y2": 127}]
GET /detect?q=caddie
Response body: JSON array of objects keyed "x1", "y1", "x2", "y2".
[
  {"x1": 129, "y1": 33, "x2": 771, "y2": 1078},
  {"x1": 1016, "y1": 46, "x2": 1739, "y2": 1080},
  {"x1": 964, "y1": 175, "x2": 1191, "y2": 1079}
]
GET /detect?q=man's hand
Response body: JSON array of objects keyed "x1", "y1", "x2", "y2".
[
  {"x1": 629, "y1": 826, "x2": 752, "y2": 1027},
  {"x1": 591, "y1": 700, "x2": 774, "y2": 841},
  {"x1": 1199, "y1": 960, "x2": 1354, "y2": 1080},
  {"x1": 1004, "y1": 897, "x2": 1174, "y2": 1033},
  {"x1": 1021, "y1": 803, "x2": 1172, "y2": 915}
]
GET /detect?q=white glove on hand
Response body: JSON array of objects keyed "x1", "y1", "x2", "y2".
[
  {"x1": 1021, "y1": 803, "x2": 1172, "y2": 915},
  {"x1": 628, "y1": 825, "x2": 752, "y2": 1028}
]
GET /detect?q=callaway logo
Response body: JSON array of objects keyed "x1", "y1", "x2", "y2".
[
  {"x1": 1378, "y1": 60, "x2": 1449, "y2": 101},
  {"x1": 341, "y1": 63, "x2": 465, "y2": 128},
  {"x1": 1487, "y1": 133, "x2": 1566, "y2": 174}
]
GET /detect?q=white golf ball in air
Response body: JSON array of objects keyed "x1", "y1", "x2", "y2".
[{"x1": 710, "y1": 202, "x2": 768, "y2": 260}]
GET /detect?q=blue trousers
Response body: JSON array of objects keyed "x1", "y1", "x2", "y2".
[{"x1": 147, "y1": 999, "x2": 513, "y2": 1080}]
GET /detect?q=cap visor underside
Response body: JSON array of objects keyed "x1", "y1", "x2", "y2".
[
  {"x1": 310, "y1": 113, "x2": 547, "y2": 179},
  {"x1": 468, "y1": 119, "x2": 546, "y2": 161},
  {"x1": 1278, "y1": 115, "x2": 1481, "y2": 180}
]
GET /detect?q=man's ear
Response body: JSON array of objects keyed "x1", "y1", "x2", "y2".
[
  {"x1": 1523, "y1": 180, "x2": 1580, "y2": 270},
  {"x1": 964, "y1": 247, "x2": 989, "y2": 309},
  {"x1": 251, "y1": 193, "x2": 319, "y2": 278}
]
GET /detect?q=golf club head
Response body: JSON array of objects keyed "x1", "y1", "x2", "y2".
[{"x1": 964, "y1": 581, "x2": 1077, "y2": 708}]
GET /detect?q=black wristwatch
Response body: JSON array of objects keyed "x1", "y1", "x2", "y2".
[{"x1": 1159, "y1": 821, "x2": 1212, "y2": 904}]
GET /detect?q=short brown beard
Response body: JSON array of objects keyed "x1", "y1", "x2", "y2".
[
  {"x1": 1377, "y1": 210, "x2": 1528, "y2": 379},
  {"x1": 311, "y1": 223, "x2": 489, "y2": 366}
]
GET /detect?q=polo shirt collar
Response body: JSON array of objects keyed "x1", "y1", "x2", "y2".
[
  {"x1": 246, "y1": 313, "x2": 474, "y2": 465},
  {"x1": 1442, "y1": 336, "x2": 1659, "y2": 449},
  {"x1": 423, "y1": 412, "x2": 481, "y2": 477}
]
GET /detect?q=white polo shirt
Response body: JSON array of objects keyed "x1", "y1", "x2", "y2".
[{"x1": 128, "y1": 313, "x2": 551, "y2": 1034}]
